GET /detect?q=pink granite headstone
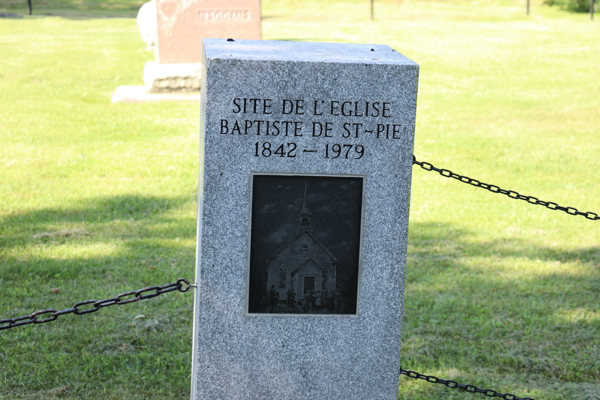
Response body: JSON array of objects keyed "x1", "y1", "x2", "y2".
[{"x1": 156, "y1": 0, "x2": 261, "y2": 64}]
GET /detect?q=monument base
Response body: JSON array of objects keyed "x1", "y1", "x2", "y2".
[
  {"x1": 144, "y1": 61, "x2": 202, "y2": 93},
  {"x1": 111, "y1": 85, "x2": 200, "y2": 103}
]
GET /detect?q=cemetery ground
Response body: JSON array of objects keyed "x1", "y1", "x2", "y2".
[{"x1": 0, "y1": 0, "x2": 598, "y2": 399}]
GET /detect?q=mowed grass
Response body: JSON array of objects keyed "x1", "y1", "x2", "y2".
[
  {"x1": 0, "y1": 0, "x2": 598, "y2": 399},
  {"x1": 1, "y1": 0, "x2": 145, "y2": 17}
]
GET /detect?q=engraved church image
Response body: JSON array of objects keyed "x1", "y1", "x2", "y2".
[
  {"x1": 247, "y1": 175, "x2": 363, "y2": 315},
  {"x1": 265, "y1": 184, "x2": 338, "y2": 308}
]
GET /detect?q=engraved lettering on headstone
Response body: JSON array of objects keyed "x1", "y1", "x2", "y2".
[{"x1": 198, "y1": 9, "x2": 251, "y2": 22}]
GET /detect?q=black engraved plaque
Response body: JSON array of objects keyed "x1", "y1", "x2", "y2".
[{"x1": 247, "y1": 174, "x2": 364, "y2": 315}]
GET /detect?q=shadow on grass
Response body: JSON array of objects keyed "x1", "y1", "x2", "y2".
[
  {"x1": 0, "y1": 194, "x2": 197, "y2": 283},
  {"x1": 409, "y1": 221, "x2": 599, "y2": 268},
  {"x1": 1, "y1": 194, "x2": 193, "y2": 231},
  {"x1": 405, "y1": 222, "x2": 599, "y2": 387},
  {"x1": 0, "y1": 200, "x2": 597, "y2": 397},
  {"x1": 1, "y1": 200, "x2": 596, "y2": 301},
  {"x1": 0, "y1": 194, "x2": 197, "y2": 399}
]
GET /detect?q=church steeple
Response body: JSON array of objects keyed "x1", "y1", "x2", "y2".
[{"x1": 298, "y1": 181, "x2": 312, "y2": 232}]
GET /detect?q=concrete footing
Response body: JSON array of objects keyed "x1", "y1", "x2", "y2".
[
  {"x1": 111, "y1": 85, "x2": 200, "y2": 103},
  {"x1": 112, "y1": 61, "x2": 202, "y2": 103},
  {"x1": 144, "y1": 61, "x2": 202, "y2": 93}
]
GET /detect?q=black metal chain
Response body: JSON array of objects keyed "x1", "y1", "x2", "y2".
[
  {"x1": 413, "y1": 156, "x2": 598, "y2": 221},
  {"x1": 0, "y1": 278, "x2": 534, "y2": 400},
  {"x1": 1, "y1": 277, "x2": 537, "y2": 398},
  {"x1": 5, "y1": 156, "x2": 583, "y2": 399},
  {"x1": 0, "y1": 278, "x2": 193, "y2": 331},
  {"x1": 400, "y1": 368, "x2": 535, "y2": 400}
]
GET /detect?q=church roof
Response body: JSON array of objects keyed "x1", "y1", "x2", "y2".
[{"x1": 267, "y1": 229, "x2": 339, "y2": 263}]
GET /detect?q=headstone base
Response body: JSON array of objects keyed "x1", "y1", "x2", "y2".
[
  {"x1": 144, "y1": 61, "x2": 202, "y2": 93},
  {"x1": 111, "y1": 85, "x2": 200, "y2": 103}
]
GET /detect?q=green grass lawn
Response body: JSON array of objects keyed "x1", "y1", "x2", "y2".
[
  {"x1": 1, "y1": 0, "x2": 145, "y2": 17},
  {"x1": 0, "y1": 0, "x2": 598, "y2": 399}
]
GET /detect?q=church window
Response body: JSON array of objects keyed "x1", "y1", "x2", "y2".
[
  {"x1": 322, "y1": 269, "x2": 328, "y2": 290},
  {"x1": 301, "y1": 243, "x2": 309, "y2": 251},
  {"x1": 278, "y1": 265, "x2": 286, "y2": 288},
  {"x1": 301, "y1": 217, "x2": 310, "y2": 226}
]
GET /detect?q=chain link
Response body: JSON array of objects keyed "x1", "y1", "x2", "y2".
[
  {"x1": 0, "y1": 278, "x2": 193, "y2": 331},
  {"x1": 1, "y1": 276, "x2": 537, "y2": 399},
  {"x1": 4, "y1": 155, "x2": 582, "y2": 397},
  {"x1": 400, "y1": 368, "x2": 535, "y2": 400},
  {"x1": 413, "y1": 156, "x2": 598, "y2": 221}
]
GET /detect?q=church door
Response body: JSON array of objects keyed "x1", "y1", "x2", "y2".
[{"x1": 303, "y1": 276, "x2": 315, "y2": 297}]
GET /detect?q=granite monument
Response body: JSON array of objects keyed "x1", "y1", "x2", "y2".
[{"x1": 192, "y1": 39, "x2": 419, "y2": 399}]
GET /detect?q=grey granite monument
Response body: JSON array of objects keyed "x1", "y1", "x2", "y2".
[{"x1": 192, "y1": 39, "x2": 419, "y2": 399}]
